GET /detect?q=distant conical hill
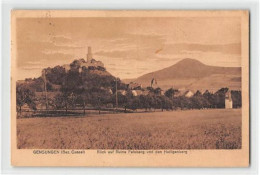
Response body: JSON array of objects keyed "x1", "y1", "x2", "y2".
[{"x1": 130, "y1": 58, "x2": 241, "y2": 92}]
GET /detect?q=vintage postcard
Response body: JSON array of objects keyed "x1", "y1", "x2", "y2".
[{"x1": 11, "y1": 10, "x2": 249, "y2": 167}]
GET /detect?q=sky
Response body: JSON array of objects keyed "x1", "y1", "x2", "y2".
[{"x1": 16, "y1": 17, "x2": 241, "y2": 80}]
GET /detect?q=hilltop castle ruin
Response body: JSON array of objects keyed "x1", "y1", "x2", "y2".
[
  {"x1": 63, "y1": 46, "x2": 104, "y2": 72},
  {"x1": 85, "y1": 46, "x2": 104, "y2": 68}
]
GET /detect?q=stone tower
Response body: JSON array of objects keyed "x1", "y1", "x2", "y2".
[
  {"x1": 225, "y1": 90, "x2": 233, "y2": 109},
  {"x1": 87, "y1": 46, "x2": 92, "y2": 62}
]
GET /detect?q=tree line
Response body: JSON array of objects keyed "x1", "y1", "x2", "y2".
[
  {"x1": 17, "y1": 82, "x2": 242, "y2": 115},
  {"x1": 16, "y1": 65, "x2": 241, "y2": 116}
]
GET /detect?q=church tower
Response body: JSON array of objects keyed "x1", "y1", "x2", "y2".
[
  {"x1": 87, "y1": 46, "x2": 92, "y2": 62},
  {"x1": 225, "y1": 90, "x2": 233, "y2": 109}
]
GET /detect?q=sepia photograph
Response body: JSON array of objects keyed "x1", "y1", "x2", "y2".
[{"x1": 11, "y1": 10, "x2": 249, "y2": 167}]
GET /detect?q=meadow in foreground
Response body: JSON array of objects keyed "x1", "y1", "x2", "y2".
[{"x1": 17, "y1": 109, "x2": 241, "y2": 149}]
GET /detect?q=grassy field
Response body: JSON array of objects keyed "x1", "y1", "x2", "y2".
[{"x1": 17, "y1": 109, "x2": 241, "y2": 149}]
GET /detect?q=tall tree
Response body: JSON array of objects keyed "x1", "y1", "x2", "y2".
[
  {"x1": 214, "y1": 88, "x2": 229, "y2": 108},
  {"x1": 16, "y1": 84, "x2": 37, "y2": 114},
  {"x1": 165, "y1": 88, "x2": 178, "y2": 99}
]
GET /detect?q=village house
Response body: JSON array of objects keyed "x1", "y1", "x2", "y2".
[
  {"x1": 128, "y1": 82, "x2": 142, "y2": 90},
  {"x1": 174, "y1": 89, "x2": 194, "y2": 98},
  {"x1": 184, "y1": 90, "x2": 194, "y2": 98},
  {"x1": 131, "y1": 90, "x2": 143, "y2": 96},
  {"x1": 108, "y1": 89, "x2": 113, "y2": 95},
  {"x1": 118, "y1": 90, "x2": 127, "y2": 96},
  {"x1": 20, "y1": 103, "x2": 31, "y2": 111}
]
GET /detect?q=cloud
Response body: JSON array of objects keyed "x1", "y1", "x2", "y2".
[
  {"x1": 95, "y1": 50, "x2": 133, "y2": 59},
  {"x1": 51, "y1": 35, "x2": 72, "y2": 42},
  {"x1": 26, "y1": 61, "x2": 43, "y2": 65},
  {"x1": 157, "y1": 43, "x2": 241, "y2": 56},
  {"x1": 93, "y1": 32, "x2": 167, "y2": 62},
  {"x1": 22, "y1": 66, "x2": 44, "y2": 70},
  {"x1": 15, "y1": 17, "x2": 242, "y2": 80}
]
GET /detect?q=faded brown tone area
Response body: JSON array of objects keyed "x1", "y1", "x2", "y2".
[
  {"x1": 16, "y1": 17, "x2": 241, "y2": 80},
  {"x1": 11, "y1": 10, "x2": 249, "y2": 167},
  {"x1": 17, "y1": 109, "x2": 241, "y2": 149}
]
